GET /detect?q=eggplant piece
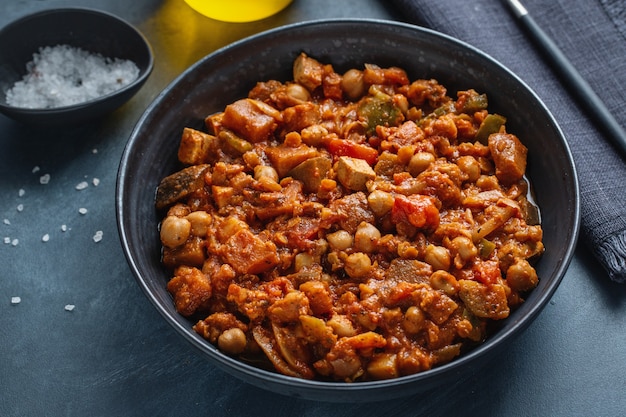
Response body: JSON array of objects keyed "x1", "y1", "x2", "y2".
[
  {"x1": 287, "y1": 156, "x2": 331, "y2": 193},
  {"x1": 155, "y1": 164, "x2": 209, "y2": 210}
]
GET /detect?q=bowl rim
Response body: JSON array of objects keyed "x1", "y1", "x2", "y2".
[
  {"x1": 0, "y1": 6, "x2": 154, "y2": 115},
  {"x1": 117, "y1": 17, "x2": 581, "y2": 399}
]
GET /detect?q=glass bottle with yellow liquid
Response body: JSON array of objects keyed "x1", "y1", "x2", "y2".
[{"x1": 184, "y1": 0, "x2": 293, "y2": 22}]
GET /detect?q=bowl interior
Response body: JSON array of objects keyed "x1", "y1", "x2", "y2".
[
  {"x1": 0, "y1": 8, "x2": 153, "y2": 124},
  {"x1": 117, "y1": 19, "x2": 579, "y2": 402}
]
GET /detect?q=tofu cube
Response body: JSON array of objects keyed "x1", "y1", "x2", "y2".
[{"x1": 336, "y1": 156, "x2": 376, "y2": 191}]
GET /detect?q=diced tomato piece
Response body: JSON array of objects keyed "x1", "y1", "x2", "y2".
[
  {"x1": 327, "y1": 138, "x2": 378, "y2": 165},
  {"x1": 283, "y1": 217, "x2": 322, "y2": 250},
  {"x1": 472, "y1": 260, "x2": 501, "y2": 285},
  {"x1": 391, "y1": 194, "x2": 440, "y2": 231}
]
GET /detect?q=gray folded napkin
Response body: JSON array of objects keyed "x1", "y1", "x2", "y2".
[{"x1": 389, "y1": 0, "x2": 626, "y2": 282}]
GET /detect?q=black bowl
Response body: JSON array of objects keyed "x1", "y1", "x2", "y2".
[
  {"x1": 0, "y1": 7, "x2": 153, "y2": 125},
  {"x1": 116, "y1": 19, "x2": 580, "y2": 402}
]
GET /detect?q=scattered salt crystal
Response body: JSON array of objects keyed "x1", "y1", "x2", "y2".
[
  {"x1": 32, "y1": 166, "x2": 40, "y2": 173},
  {"x1": 92, "y1": 148, "x2": 98, "y2": 154},
  {"x1": 4, "y1": 237, "x2": 10, "y2": 244},
  {"x1": 61, "y1": 224, "x2": 68, "y2": 232},
  {"x1": 18, "y1": 188, "x2": 25, "y2": 197},
  {"x1": 6, "y1": 44, "x2": 140, "y2": 109},
  {"x1": 11, "y1": 297, "x2": 21, "y2": 305},
  {"x1": 93, "y1": 230, "x2": 103, "y2": 242},
  {"x1": 64, "y1": 304, "x2": 75, "y2": 312},
  {"x1": 92, "y1": 178, "x2": 100, "y2": 186},
  {"x1": 16, "y1": 204, "x2": 24, "y2": 212},
  {"x1": 78, "y1": 208, "x2": 88, "y2": 215},
  {"x1": 42, "y1": 234, "x2": 50, "y2": 242},
  {"x1": 75, "y1": 181, "x2": 89, "y2": 190},
  {"x1": 11, "y1": 238, "x2": 19, "y2": 246},
  {"x1": 3, "y1": 219, "x2": 10, "y2": 225},
  {"x1": 40, "y1": 173, "x2": 51, "y2": 184}
]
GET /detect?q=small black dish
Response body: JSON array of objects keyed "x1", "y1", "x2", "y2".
[{"x1": 0, "y1": 8, "x2": 153, "y2": 125}]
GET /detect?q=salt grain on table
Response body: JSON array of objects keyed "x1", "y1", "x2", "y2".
[
  {"x1": 16, "y1": 204, "x2": 24, "y2": 212},
  {"x1": 32, "y1": 166, "x2": 40, "y2": 173},
  {"x1": 42, "y1": 234, "x2": 50, "y2": 242},
  {"x1": 3, "y1": 219, "x2": 10, "y2": 225},
  {"x1": 78, "y1": 208, "x2": 88, "y2": 215},
  {"x1": 11, "y1": 297, "x2": 21, "y2": 305},
  {"x1": 75, "y1": 181, "x2": 89, "y2": 190},
  {"x1": 92, "y1": 178, "x2": 100, "y2": 186},
  {"x1": 18, "y1": 189, "x2": 25, "y2": 197},
  {"x1": 64, "y1": 304, "x2": 75, "y2": 312},
  {"x1": 93, "y1": 230, "x2": 103, "y2": 243},
  {"x1": 4, "y1": 237, "x2": 10, "y2": 244},
  {"x1": 11, "y1": 238, "x2": 19, "y2": 246},
  {"x1": 39, "y1": 174, "x2": 50, "y2": 184}
]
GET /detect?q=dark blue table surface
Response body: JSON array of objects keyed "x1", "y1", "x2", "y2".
[{"x1": 2, "y1": 1, "x2": 625, "y2": 416}]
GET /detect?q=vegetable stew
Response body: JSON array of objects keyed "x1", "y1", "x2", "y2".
[{"x1": 155, "y1": 53, "x2": 544, "y2": 382}]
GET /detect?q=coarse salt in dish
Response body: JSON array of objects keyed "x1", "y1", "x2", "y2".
[{"x1": 5, "y1": 44, "x2": 140, "y2": 109}]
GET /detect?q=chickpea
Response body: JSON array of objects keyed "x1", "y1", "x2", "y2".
[
  {"x1": 284, "y1": 131, "x2": 302, "y2": 147},
  {"x1": 326, "y1": 230, "x2": 353, "y2": 251},
  {"x1": 312, "y1": 238, "x2": 329, "y2": 257},
  {"x1": 424, "y1": 244, "x2": 451, "y2": 271},
  {"x1": 397, "y1": 145, "x2": 416, "y2": 165},
  {"x1": 186, "y1": 211, "x2": 212, "y2": 238},
  {"x1": 319, "y1": 178, "x2": 337, "y2": 193},
  {"x1": 330, "y1": 356, "x2": 363, "y2": 379},
  {"x1": 285, "y1": 83, "x2": 311, "y2": 102},
  {"x1": 344, "y1": 252, "x2": 372, "y2": 278},
  {"x1": 327, "y1": 314, "x2": 357, "y2": 337},
  {"x1": 341, "y1": 69, "x2": 366, "y2": 100},
  {"x1": 327, "y1": 251, "x2": 341, "y2": 269},
  {"x1": 160, "y1": 215, "x2": 191, "y2": 248},
  {"x1": 397, "y1": 241, "x2": 419, "y2": 259},
  {"x1": 354, "y1": 222, "x2": 381, "y2": 253},
  {"x1": 254, "y1": 165, "x2": 279, "y2": 182},
  {"x1": 430, "y1": 270, "x2": 459, "y2": 296},
  {"x1": 450, "y1": 236, "x2": 478, "y2": 263},
  {"x1": 300, "y1": 124, "x2": 328, "y2": 147},
  {"x1": 506, "y1": 259, "x2": 539, "y2": 292},
  {"x1": 294, "y1": 252, "x2": 315, "y2": 271},
  {"x1": 408, "y1": 152, "x2": 435, "y2": 176},
  {"x1": 367, "y1": 190, "x2": 394, "y2": 217},
  {"x1": 167, "y1": 203, "x2": 191, "y2": 218},
  {"x1": 242, "y1": 150, "x2": 262, "y2": 167},
  {"x1": 217, "y1": 328, "x2": 247, "y2": 355},
  {"x1": 403, "y1": 306, "x2": 426, "y2": 334},
  {"x1": 256, "y1": 176, "x2": 282, "y2": 192},
  {"x1": 457, "y1": 155, "x2": 481, "y2": 182},
  {"x1": 355, "y1": 309, "x2": 377, "y2": 331},
  {"x1": 367, "y1": 353, "x2": 398, "y2": 380}
]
